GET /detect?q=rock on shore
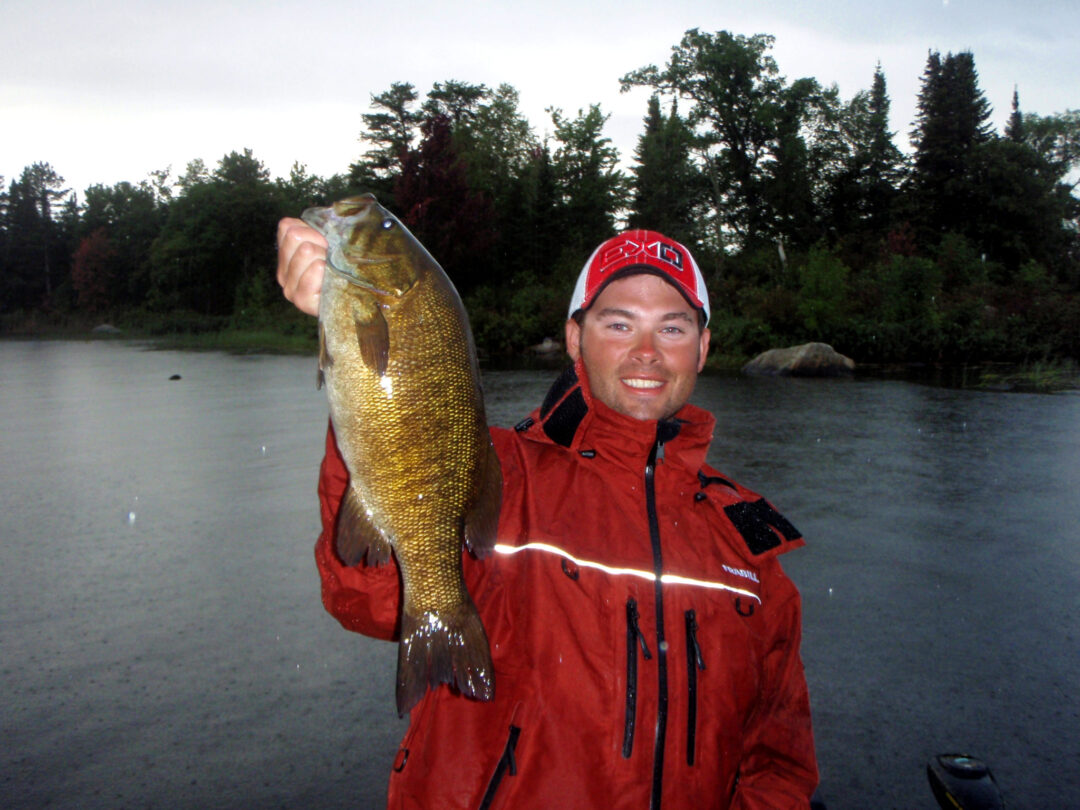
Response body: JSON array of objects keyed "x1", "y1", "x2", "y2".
[{"x1": 743, "y1": 342, "x2": 855, "y2": 377}]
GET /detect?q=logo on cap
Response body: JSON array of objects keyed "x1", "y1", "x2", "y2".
[{"x1": 597, "y1": 237, "x2": 685, "y2": 275}]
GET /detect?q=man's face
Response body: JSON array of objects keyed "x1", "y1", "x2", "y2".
[{"x1": 566, "y1": 273, "x2": 710, "y2": 422}]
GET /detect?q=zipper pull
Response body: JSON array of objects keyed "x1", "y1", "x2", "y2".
[
  {"x1": 628, "y1": 598, "x2": 652, "y2": 660},
  {"x1": 686, "y1": 609, "x2": 705, "y2": 671}
]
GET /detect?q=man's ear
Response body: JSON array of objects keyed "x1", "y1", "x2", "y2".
[
  {"x1": 697, "y1": 327, "x2": 711, "y2": 373},
  {"x1": 565, "y1": 317, "x2": 582, "y2": 362}
]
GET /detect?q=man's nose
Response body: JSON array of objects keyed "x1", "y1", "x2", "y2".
[{"x1": 631, "y1": 330, "x2": 659, "y2": 360}]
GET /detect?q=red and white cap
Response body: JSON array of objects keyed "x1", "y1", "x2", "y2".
[{"x1": 568, "y1": 229, "x2": 710, "y2": 324}]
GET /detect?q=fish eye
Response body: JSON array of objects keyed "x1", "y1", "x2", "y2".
[{"x1": 381, "y1": 218, "x2": 395, "y2": 230}]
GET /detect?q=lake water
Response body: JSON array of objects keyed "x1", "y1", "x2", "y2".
[{"x1": 1, "y1": 340, "x2": 1077, "y2": 809}]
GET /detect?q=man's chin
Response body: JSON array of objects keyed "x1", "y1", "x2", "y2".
[{"x1": 610, "y1": 398, "x2": 675, "y2": 422}]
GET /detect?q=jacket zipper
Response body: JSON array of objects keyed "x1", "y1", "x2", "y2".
[
  {"x1": 645, "y1": 433, "x2": 668, "y2": 810},
  {"x1": 623, "y1": 597, "x2": 652, "y2": 757},
  {"x1": 684, "y1": 609, "x2": 706, "y2": 766},
  {"x1": 477, "y1": 724, "x2": 522, "y2": 810}
]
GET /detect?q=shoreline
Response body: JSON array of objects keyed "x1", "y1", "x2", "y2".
[{"x1": 3, "y1": 329, "x2": 1076, "y2": 393}]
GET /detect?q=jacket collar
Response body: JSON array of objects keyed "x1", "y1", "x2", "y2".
[{"x1": 522, "y1": 359, "x2": 715, "y2": 472}]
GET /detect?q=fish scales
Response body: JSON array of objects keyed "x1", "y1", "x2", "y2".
[{"x1": 302, "y1": 194, "x2": 500, "y2": 715}]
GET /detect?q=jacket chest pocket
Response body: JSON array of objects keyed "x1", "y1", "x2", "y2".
[{"x1": 687, "y1": 598, "x2": 764, "y2": 736}]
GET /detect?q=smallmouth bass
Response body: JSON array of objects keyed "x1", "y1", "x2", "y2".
[{"x1": 302, "y1": 194, "x2": 500, "y2": 715}]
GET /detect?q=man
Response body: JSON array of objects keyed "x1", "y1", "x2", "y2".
[{"x1": 277, "y1": 219, "x2": 818, "y2": 809}]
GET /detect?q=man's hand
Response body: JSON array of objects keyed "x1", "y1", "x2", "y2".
[{"x1": 276, "y1": 217, "x2": 328, "y2": 317}]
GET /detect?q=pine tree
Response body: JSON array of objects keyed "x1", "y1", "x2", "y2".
[
  {"x1": 1, "y1": 163, "x2": 71, "y2": 309},
  {"x1": 350, "y1": 82, "x2": 422, "y2": 199},
  {"x1": 627, "y1": 95, "x2": 700, "y2": 249},
  {"x1": 862, "y1": 64, "x2": 905, "y2": 232},
  {"x1": 1005, "y1": 87, "x2": 1025, "y2": 143},
  {"x1": 911, "y1": 50, "x2": 994, "y2": 237}
]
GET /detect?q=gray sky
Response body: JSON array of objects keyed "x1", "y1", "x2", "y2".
[{"x1": 3, "y1": 0, "x2": 1078, "y2": 198}]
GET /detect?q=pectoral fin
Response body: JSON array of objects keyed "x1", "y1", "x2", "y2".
[
  {"x1": 463, "y1": 442, "x2": 502, "y2": 558},
  {"x1": 336, "y1": 487, "x2": 394, "y2": 566},
  {"x1": 352, "y1": 299, "x2": 390, "y2": 377},
  {"x1": 317, "y1": 322, "x2": 332, "y2": 390}
]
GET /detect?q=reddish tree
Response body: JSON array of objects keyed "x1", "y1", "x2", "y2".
[
  {"x1": 71, "y1": 228, "x2": 116, "y2": 312},
  {"x1": 394, "y1": 114, "x2": 495, "y2": 292}
]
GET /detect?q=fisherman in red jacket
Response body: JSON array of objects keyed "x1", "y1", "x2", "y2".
[{"x1": 277, "y1": 219, "x2": 819, "y2": 809}]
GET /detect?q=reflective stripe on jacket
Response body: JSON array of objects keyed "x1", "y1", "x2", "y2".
[{"x1": 314, "y1": 360, "x2": 818, "y2": 809}]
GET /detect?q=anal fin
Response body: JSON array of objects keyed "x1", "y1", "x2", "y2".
[{"x1": 336, "y1": 487, "x2": 394, "y2": 566}]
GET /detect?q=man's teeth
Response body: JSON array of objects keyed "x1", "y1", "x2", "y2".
[{"x1": 622, "y1": 378, "x2": 664, "y2": 389}]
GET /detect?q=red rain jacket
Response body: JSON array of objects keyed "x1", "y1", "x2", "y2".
[{"x1": 314, "y1": 361, "x2": 818, "y2": 809}]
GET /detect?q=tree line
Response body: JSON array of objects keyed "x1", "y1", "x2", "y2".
[{"x1": 2, "y1": 28, "x2": 1078, "y2": 363}]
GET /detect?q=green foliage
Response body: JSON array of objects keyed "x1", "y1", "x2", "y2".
[
  {"x1": 621, "y1": 29, "x2": 844, "y2": 253},
  {"x1": 796, "y1": 245, "x2": 850, "y2": 335},
  {"x1": 548, "y1": 104, "x2": 626, "y2": 274},
  {"x1": 465, "y1": 279, "x2": 567, "y2": 357},
  {"x1": 80, "y1": 179, "x2": 164, "y2": 305},
  {"x1": 148, "y1": 149, "x2": 283, "y2": 316}
]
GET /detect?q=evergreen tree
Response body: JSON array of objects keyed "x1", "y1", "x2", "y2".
[
  {"x1": 1, "y1": 163, "x2": 71, "y2": 310},
  {"x1": 1005, "y1": 87, "x2": 1024, "y2": 143},
  {"x1": 509, "y1": 142, "x2": 560, "y2": 281},
  {"x1": 421, "y1": 80, "x2": 489, "y2": 126},
  {"x1": 349, "y1": 82, "x2": 422, "y2": 200},
  {"x1": 762, "y1": 76, "x2": 827, "y2": 250},
  {"x1": 627, "y1": 95, "x2": 701, "y2": 250},
  {"x1": 910, "y1": 50, "x2": 994, "y2": 237},
  {"x1": 864, "y1": 64, "x2": 905, "y2": 227},
  {"x1": 464, "y1": 85, "x2": 542, "y2": 281},
  {"x1": 824, "y1": 64, "x2": 905, "y2": 245}
]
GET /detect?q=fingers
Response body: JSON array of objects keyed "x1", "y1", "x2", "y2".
[{"x1": 276, "y1": 218, "x2": 328, "y2": 317}]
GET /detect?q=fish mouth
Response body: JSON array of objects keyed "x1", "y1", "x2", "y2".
[
  {"x1": 302, "y1": 198, "x2": 416, "y2": 298},
  {"x1": 325, "y1": 254, "x2": 405, "y2": 297},
  {"x1": 300, "y1": 204, "x2": 332, "y2": 232}
]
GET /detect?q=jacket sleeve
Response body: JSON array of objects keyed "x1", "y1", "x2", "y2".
[
  {"x1": 314, "y1": 422, "x2": 401, "y2": 641},
  {"x1": 731, "y1": 559, "x2": 819, "y2": 809}
]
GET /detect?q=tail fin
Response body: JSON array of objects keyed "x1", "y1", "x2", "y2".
[{"x1": 395, "y1": 600, "x2": 494, "y2": 716}]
